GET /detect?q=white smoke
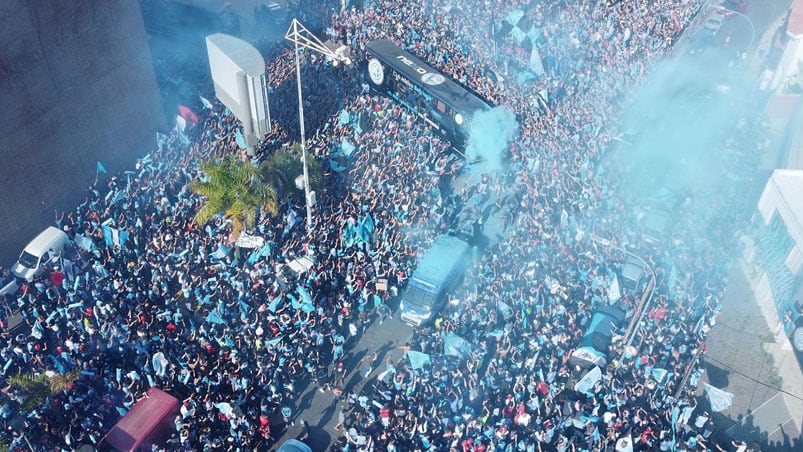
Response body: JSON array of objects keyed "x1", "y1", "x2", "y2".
[{"x1": 465, "y1": 107, "x2": 519, "y2": 173}]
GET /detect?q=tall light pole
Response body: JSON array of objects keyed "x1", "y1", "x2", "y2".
[{"x1": 284, "y1": 19, "x2": 352, "y2": 233}]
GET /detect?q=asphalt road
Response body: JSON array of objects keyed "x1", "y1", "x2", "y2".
[{"x1": 272, "y1": 310, "x2": 414, "y2": 450}]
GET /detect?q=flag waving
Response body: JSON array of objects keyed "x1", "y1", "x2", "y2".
[
  {"x1": 199, "y1": 95, "x2": 214, "y2": 110},
  {"x1": 178, "y1": 105, "x2": 199, "y2": 125},
  {"x1": 96, "y1": 161, "x2": 107, "y2": 174}
]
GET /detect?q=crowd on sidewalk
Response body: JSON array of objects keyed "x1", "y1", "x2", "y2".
[{"x1": 0, "y1": 0, "x2": 769, "y2": 451}]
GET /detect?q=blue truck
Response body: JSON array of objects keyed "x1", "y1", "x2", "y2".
[{"x1": 399, "y1": 235, "x2": 472, "y2": 326}]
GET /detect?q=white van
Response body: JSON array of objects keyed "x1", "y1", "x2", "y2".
[{"x1": 11, "y1": 226, "x2": 70, "y2": 281}]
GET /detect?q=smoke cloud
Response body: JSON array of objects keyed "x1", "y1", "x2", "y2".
[
  {"x1": 465, "y1": 107, "x2": 519, "y2": 173},
  {"x1": 613, "y1": 43, "x2": 752, "y2": 204}
]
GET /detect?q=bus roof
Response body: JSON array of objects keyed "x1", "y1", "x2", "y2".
[
  {"x1": 412, "y1": 235, "x2": 471, "y2": 286},
  {"x1": 366, "y1": 40, "x2": 490, "y2": 115}
]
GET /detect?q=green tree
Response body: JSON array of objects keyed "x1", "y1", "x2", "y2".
[
  {"x1": 189, "y1": 155, "x2": 279, "y2": 241},
  {"x1": 7, "y1": 369, "x2": 80, "y2": 412},
  {"x1": 260, "y1": 144, "x2": 323, "y2": 203}
]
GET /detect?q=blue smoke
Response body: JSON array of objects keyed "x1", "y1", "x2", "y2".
[{"x1": 466, "y1": 107, "x2": 519, "y2": 173}]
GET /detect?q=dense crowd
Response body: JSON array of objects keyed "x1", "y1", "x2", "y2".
[{"x1": 0, "y1": 0, "x2": 769, "y2": 451}]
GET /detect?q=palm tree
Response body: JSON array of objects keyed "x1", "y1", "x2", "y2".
[
  {"x1": 260, "y1": 143, "x2": 323, "y2": 202},
  {"x1": 7, "y1": 369, "x2": 80, "y2": 412},
  {"x1": 189, "y1": 155, "x2": 278, "y2": 240}
]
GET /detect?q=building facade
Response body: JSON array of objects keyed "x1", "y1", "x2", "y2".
[{"x1": 0, "y1": 0, "x2": 164, "y2": 263}]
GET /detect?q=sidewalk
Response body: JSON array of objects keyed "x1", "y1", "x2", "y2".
[{"x1": 699, "y1": 243, "x2": 803, "y2": 447}]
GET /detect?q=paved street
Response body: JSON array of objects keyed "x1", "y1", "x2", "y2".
[{"x1": 274, "y1": 312, "x2": 414, "y2": 449}]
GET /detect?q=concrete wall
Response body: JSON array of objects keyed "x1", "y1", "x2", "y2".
[{"x1": 0, "y1": 1, "x2": 164, "y2": 264}]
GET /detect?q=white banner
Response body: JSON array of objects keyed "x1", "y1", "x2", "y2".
[{"x1": 235, "y1": 232, "x2": 265, "y2": 249}]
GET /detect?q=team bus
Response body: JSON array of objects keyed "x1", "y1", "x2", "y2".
[{"x1": 364, "y1": 39, "x2": 491, "y2": 150}]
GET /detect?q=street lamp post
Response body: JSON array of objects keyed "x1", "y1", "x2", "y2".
[{"x1": 285, "y1": 19, "x2": 352, "y2": 233}]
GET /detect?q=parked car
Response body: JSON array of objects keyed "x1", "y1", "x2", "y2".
[
  {"x1": 704, "y1": 13, "x2": 726, "y2": 35},
  {"x1": 0, "y1": 272, "x2": 18, "y2": 298}
]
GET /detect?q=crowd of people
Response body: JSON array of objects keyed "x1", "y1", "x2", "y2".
[{"x1": 0, "y1": 0, "x2": 770, "y2": 451}]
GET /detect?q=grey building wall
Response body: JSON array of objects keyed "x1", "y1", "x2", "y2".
[{"x1": 0, "y1": 1, "x2": 164, "y2": 264}]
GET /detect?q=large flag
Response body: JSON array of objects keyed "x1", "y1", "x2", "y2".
[
  {"x1": 574, "y1": 366, "x2": 602, "y2": 393},
  {"x1": 407, "y1": 351, "x2": 431, "y2": 370},
  {"x1": 178, "y1": 105, "x2": 199, "y2": 125},
  {"x1": 705, "y1": 384, "x2": 734, "y2": 412},
  {"x1": 443, "y1": 333, "x2": 472, "y2": 358},
  {"x1": 205, "y1": 310, "x2": 226, "y2": 325},
  {"x1": 101, "y1": 225, "x2": 129, "y2": 248}
]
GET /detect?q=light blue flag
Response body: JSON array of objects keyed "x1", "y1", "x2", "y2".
[
  {"x1": 704, "y1": 384, "x2": 734, "y2": 412},
  {"x1": 297, "y1": 285, "x2": 313, "y2": 306},
  {"x1": 296, "y1": 286, "x2": 315, "y2": 313},
  {"x1": 102, "y1": 225, "x2": 114, "y2": 247},
  {"x1": 96, "y1": 161, "x2": 107, "y2": 174},
  {"x1": 443, "y1": 333, "x2": 471, "y2": 358},
  {"x1": 652, "y1": 368, "x2": 668, "y2": 384},
  {"x1": 486, "y1": 330, "x2": 504, "y2": 339},
  {"x1": 341, "y1": 139, "x2": 355, "y2": 158},
  {"x1": 200, "y1": 95, "x2": 213, "y2": 110},
  {"x1": 210, "y1": 244, "x2": 229, "y2": 260},
  {"x1": 330, "y1": 159, "x2": 348, "y2": 172},
  {"x1": 235, "y1": 129, "x2": 247, "y2": 149},
  {"x1": 288, "y1": 293, "x2": 302, "y2": 310},
  {"x1": 497, "y1": 301, "x2": 514, "y2": 320},
  {"x1": 264, "y1": 335, "x2": 284, "y2": 346},
  {"x1": 407, "y1": 351, "x2": 431, "y2": 370},
  {"x1": 668, "y1": 265, "x2": 678, "y2": 301},
  {"x1": 339, "y1": 110, "x2": 351, "y2": 125},
  {"x1": 205, "y1": 311, "x2": 226, "y2": 325},
  {"x1": 358, "y1": 213, "x2": 374, "y2": 243},
  {"x1": 31, "y1": 320, "x2": 44, "y2": 340},
  {"x1": 247, "y1": 243, "x2": 271, "y2": 265},
  {"x1": 109, "y1": 190, "x2": 126, "y2": 207},
  {"x1": 268, "y1": 295, "x2": 283, "y2": 313}
]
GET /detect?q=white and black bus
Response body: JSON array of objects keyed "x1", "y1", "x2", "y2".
[{"x1": 364, "y1": 39, "x2": 491, "y2": 150}]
